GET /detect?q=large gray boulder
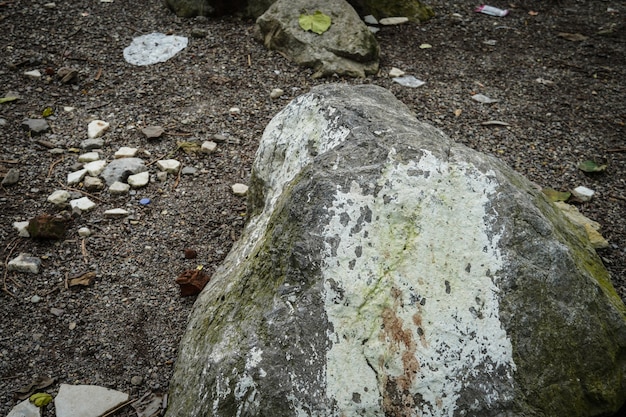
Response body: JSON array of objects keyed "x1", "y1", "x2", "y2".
[
  {"x1": 166, "y1": 84, "x2": 626, "y2": 416},
  {"x1": 255, "y1": 0, "x2": 379, "y2": 78}
]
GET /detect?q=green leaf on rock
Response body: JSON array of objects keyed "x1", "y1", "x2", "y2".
[
  {"x1": 578, "y1": 160, "x2": 607, "y2": 173},
  {"x1": 542, "y1": 188, "x2": 571, "y2": 202},
  {"x1": 299, "y1": 11, "x2": 331, "y2": 35},
  {"x1": 29, "y1": 392, "x2": 53, "y2": 407}
]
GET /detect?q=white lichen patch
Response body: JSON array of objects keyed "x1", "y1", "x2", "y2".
[{"x1": 322, "y1": 150, "x2": 516, "y2": 416}]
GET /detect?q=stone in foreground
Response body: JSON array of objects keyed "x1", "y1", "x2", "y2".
[
  {"x1": 54, "y1": 384, "x2": 128, "y2": 417},
  {"x1": 166, "y1": 84, "x2": 626, "y2": 417}
]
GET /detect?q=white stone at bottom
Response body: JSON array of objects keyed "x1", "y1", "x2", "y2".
[{"x1": 54, "y1": 384, "x2": 128, "y2": 417}]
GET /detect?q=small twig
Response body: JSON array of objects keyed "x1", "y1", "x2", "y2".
[
  {"x1": 166, "y1": 131, "x2": 194, "y2": 137},
  {"x1": 48, "y1": 156, "x2": 64, "y2": 178},
  {"x1": 100, "y1": 398, "x2": 135, "y2": 417},
  {"x1": 0, "y1": 159, "x2": 19, "y2": 164},
  {"x1": 84, "y1": 101, "x2": 111, "y2": 111},
  {"x1": 610, "y1": 193, "x2": 626, "y2": 202},
  {"x1": 42, "y1": 285, "x2": 61, "y2": 296},
  {"x1": 172, "y1": 164, "x2": 182, "y2": 190},
  {"x1": 607, "y1": 147, "x2": 626, "y2": 153},
  {"x1": 56, "y1": 181, "x2": 108, "y2": 203},
  {"x1": 247, "y1": 54, "x2": 251, "y2": 67},
  {"x1": 81, "y1": 238, "x2": 88, "y2": 264},
  {"x1": 94, "y1": 67, "x2": 102, "y2": 81}
]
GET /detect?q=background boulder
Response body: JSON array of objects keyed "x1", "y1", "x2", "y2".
[
  {"x1": 166, "y1": 84, "x2": 626, "y2": 416},
  {"x1": 255, "y1": 0, "x2": 379, "y2": 78}
]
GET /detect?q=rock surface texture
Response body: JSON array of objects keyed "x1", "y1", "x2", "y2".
[
  {"x1": 256, "y1": 0, "x2": 379, "y2": 78},
  {"x1": 166, "y1": 84, "x2": 626, "y2": 417}
]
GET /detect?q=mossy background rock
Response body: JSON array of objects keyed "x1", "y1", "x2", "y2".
[
  {"x1": 166, "y1": 84, "x2": 626, "y2": 416},
  {"x1": 255, "y1": 0, "x2": 380, "y2": 78}
]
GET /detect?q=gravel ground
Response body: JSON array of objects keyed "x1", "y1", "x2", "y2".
[{"x1": 1, "y1": 0, "x2": 624, "y2": 415}]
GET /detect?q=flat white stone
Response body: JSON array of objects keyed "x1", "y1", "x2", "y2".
[
  {"x1": 8, "y1": 253, "x2": 41, "y2": 274},
  {"x1": 392, "y1": 75, "x2": 426, "y2": 88},
  {"x1": 379, "y1": 16, "x2": 409, "y2": 25},
  {"x1": 105, "y1": 208, "x2": 130, "y2": 218},
  {"x1": 388, "y1": 67, "x2": 405, "y2": 77},
  {"x1": 87, "y1": 120, "x2": 110, "y2": 139},
  {"x1": 70, "y1": 197, "x2": 96, "y2": 212},
  {"x1": 24, "y1": 69, "x2": 42, "y2": 78},
  {"x1": 201, "y1": 141, "x2": 217, "y2": 153},
  {"x1": 67, "y1": 168, "x2": 87, "y2": 185},
  {"x1": 472, "y1": 94, "x2": 500, "y2": 104},
  {"x1": 115, "y1": 146, "x2": 138, "y2": 158},
  {"x1": 84, "y1": 160, "x2": 107, "y2": 176},
  {"x1": 78, "y1": 151, "x2": 100, "y2": 162},
  {"x1": 229, "y1": 107, "x2": 241, "y2": 115},
  {"x1": 48, "y1": 189, "x2": 71, "y2": 205},
  {"x1": 109, "y1": 181, "x2": 130, "y2": 194},
  {"x1": 54, "y1": 384, "x2": 129, "y2": 417},
  {"x1": 128, "y1": 171, "x2": 149, "y2": 188},
  {"x1": 156, "y1": 159, "x2": 181, "y2": 173},
  {"x1": 123, "y1": 33, "x2": 188, "y2": 66},
  {"x1": 232, "y1": 183, "x2": 248, "y2": 196},
  {"x1": 6, "y1": 398, "x2": 40, "y2": 417},
  {"x1": 13, "y1": 221, "x2": 30, "y2": 237},
  {"x1": 572, "y1": 186, "x2": 595, "y2": 201},
  {"x1": 363, "y1": 14, "x2": 378, "y2": 25}
]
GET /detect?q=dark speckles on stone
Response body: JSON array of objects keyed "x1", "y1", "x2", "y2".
[
  {"x1": 355, "y1": 246, "x2": 362, "y2": 257},
  {"x1": 340, "y1": 212, "x2": 350, "y2": 227},
  {"x1": 348, "y1": 259, "x2": 356, "y2": 270},
  {"x1": 383, "y1": 194, "x2": 392, "y2": 204},
  {"x1": 465, "y1": 263, "x2": 471, "y2": 273},
  {"x1": 445, "y1": 280, "x2": 451, "y2": 294},
  {"x1": 420, "y1": 298, "x2": 426, "y2": 306},
  {"x1": 352, "y1": 392, "x2": 361, "y2": 403}
]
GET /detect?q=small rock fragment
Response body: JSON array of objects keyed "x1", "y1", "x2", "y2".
[
  {"x1": 184, "y1": 248, "x2": 197, "y2": 259},
  {"x1": 109, "y1": 181, "x2": 130, "y2": 194},
  {"x1": 57, "y1": 67, "x2": 78, "y2": 84},
  {"x1": 128, "y1": 171, "x2": 149, "y2": 188},
  {"x1": 13, "y1": 221, "x2": 30, "y2": 237},
  {"x1": 47, "y1": 190, "x2": 71, "y2": 205},
  {"x1": 212, "y1": 134, "x2": 228, "y2": 143},
  {"x1": 67, "y1": 168, "x2": 88, "y2": 185},
  {"x1": 229, "y1": 107, "x2": 241, "y2": 115},
  {"x1": 30, "y1": 295, "x2": 41, "y2": 303},
  {"x1": 181, "y1": 166, "x2": 197, "y2": 176},
  {"x1": 81, "y1": 138, "x2": 104, "y2": 150},
  {"x1": 8, "y1": 253, "x2": 42, "y2": 274},
  {"x1": 176, "y1": 268, "x2": 211, "y2": 296},
  {"x1": 87, "y1": 120, "x2": 110, "y2": 139},
  {"x1": 78, "y1": 152, "x2": 100, "y2": 162},
  {"x1": 201, "y1": 141, "x2": 217, "y2": 153},
  {"x1": 363, "y1": 15, "x2": 378, "y2": 25},
  {"x1": 388, "y1": 67, "x2": 405, "y2": 77},
  {"x1": 130, "y1": 376, "x2": 143, "y2": 386},
  {"x1": 572, "y1": 186, "x2": 595, "y2": 202},
  {"x1": 78, "y1": 227, "x2": 91, "y2": 237},
  {"x1": 104, "y1": 208, "x2": 130, "y2": 218},
  {"x1": 24, "y1": 69, "x2": 42, "y2": 79},
  {"x1": 472, "y1": 94, "x2": 500, "y2": 104},
  {"x1": 232, "y1": 183, "x2": 248, "y2": 196},
  {"x1": 70, "y1": 197, "x2": 96, "y2": 213},
  {"x1": 156, "y1": 159, "x2": 181, "y2": 173},
  {"x1": 379, "y1": 17, "x2": 409, "y2": 25},
  {"x1": 270, "y1": 88, "x2": 284, "y2": 99},
  {"x1": 156, "y1": 171, "x2": 168, "y2": 182},
  {"x1": 392, "y1": 76, "x2": 425, "y2": 88},
  {"x1": 141, "y1": 125, "x2": 164, "y2": 138},
  {"x1": 84, "y1": 160, "x2": 107, "y2": 176},
  {"x1": 115, "y1": 146, "x2": 138, "y2": 158},
  {"x1": 50, "y1": 307, "x2": 64, "y2": 317},
  {"x1": 83, "y1": 176, "x2": 105, "y2": 191},
  {"x1": 22, "y1": 118, "x2": 50, "y2": 134},
  {"x1": 2, "y1": 168, "x2": 20, "y2": 186}
]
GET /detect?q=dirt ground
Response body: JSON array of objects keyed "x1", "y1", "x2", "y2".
[{"x1": 1, "y1": 0, "x2": 624, "y2": 415}]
